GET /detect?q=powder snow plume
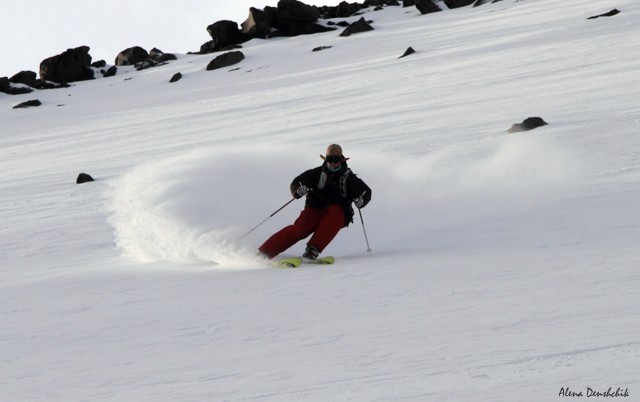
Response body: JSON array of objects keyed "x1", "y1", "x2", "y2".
[{"x1": 104, "y1": 147, "x2": 311, "y2": 266}]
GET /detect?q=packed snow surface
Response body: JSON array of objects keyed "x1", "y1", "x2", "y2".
[{"x1": 1, "y1": 0, "x2": 639, "y2": 400}]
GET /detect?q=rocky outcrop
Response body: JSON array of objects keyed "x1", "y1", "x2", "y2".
[{"x1": 39, "y1": 46, "x2": 94, "y2": 84}]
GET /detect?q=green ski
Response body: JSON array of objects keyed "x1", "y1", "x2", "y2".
[
  {"x1": 272, "y1": 257, "x2": 302, "y2": 268},
  {"x1": 304, "y1": 256, "x2": 335, "y2": 265}
]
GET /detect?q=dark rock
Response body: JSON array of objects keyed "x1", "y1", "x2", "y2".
[
  {"x1": 157, "y1": 53, "x2": 177, "y2": 62},
  {"x1": 0, "y1": 77, "x2": 33, "y2": 95},
  {"x1": 340, "y1": 17, "x2": 374, "y2": 37},
  {"x1": 206, "y1": 51, "x2": 245, "y2": 71},
  {"x1": 365, "y1": 0, "x2": 397, "y2": 6},
  {"x1": 272, "y1": 0, "x2": 334, "y2": 36},
  {"x1": 115, "y1": 46, "x2": 149, "y2": 66},
  {"x1": 336, "y1": 1, "x2": 361, "y2": 18},
  {"x1": 403, "y1": 0, "x2": 416, "y2": 6},
  {"x1": 207, "y1": 20, "x2": 247, "y2": 49},
  {"x1": 0, "y1": 77, "x2": 10, "y2": 92},
  {"x1": 479, "y1": 0, "x2": 503, "y2": 4},
  {"x1": 13, "y1": 99, "x2": 42, "y2": 109},
  {"x1": 103, "y1": 66, "x2": 118, "y2": 78},
  {"x1": 9, "y1": 70, "x2": 65, "y2": 90},
  {"x1": 274, "y1": 0, "x2": 319, "y2": 32},
  {"x1": 443, "y1": 0, "x2": 475, "y2": 8},
  {"x1": 76, "y1": 173, "x2": 94, "y2": 184},
  {"x1": 91, "y1": 60, "x2": 107, "y2": 68},
  {"x1": 170, "y1": 72, "x2": 182, "y2": 83},
  {"x1": 149, "y1": 48, "x2": 178, "y2": 63},
  {"x1": 39, "y1": 46, "x2": 94, "y2": 83},
  {"x1": 399, "y1": 47, "x2": 416, "y2": 58},
  {"x1": 416, "y1": 0, "x2": 442, "y2": 14},
  {"x1": 10, "y1": 71, "x2": 40, "y2": 88},
  {"x1": 507, "y1": 117, "x2": 549, "y2": 133},
  {"x1": 242, "y1": 7, "x2": 274, "y2": 38},
  {"x1": 587, "y1": 9, "x2": 620, "y2": 19},
  {"x1": 312, "y1": 46, "x2": 333, "y2": 52},
  {"x1": 136, "y1": 58, "x2": 159, "y2": 71}
]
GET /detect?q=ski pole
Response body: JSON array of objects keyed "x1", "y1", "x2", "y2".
[
  {"x1": 358, "y1": 207, "x2": 372, "y2": 253},
  {"x1": 239, "y1": 197, "x2": 296, "y2": 240}
]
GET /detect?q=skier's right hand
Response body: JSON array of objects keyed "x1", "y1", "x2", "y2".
[{"x1": 295, "y1": 185, "x2": 310, "y2": 199}]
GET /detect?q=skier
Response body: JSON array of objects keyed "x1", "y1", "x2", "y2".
[{"x1": 258, "y1": 144, "x2": 371, "y2": 260}]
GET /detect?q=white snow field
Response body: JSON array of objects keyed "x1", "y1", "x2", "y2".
[{"x1": 2, "y1": 0, "x2": 639, "y2": 400}]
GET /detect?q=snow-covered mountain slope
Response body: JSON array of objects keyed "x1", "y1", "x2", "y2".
[{"x1": 1, "y1": 0, "x2": 639, "y2": 400}]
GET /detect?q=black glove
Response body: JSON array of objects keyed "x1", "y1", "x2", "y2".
[
  {"x1": 295, "y1": 185, "x2": 310, "y2": 199},
  {"x1": 353, "y1": 195, "x2": 364, "y2": 208}
]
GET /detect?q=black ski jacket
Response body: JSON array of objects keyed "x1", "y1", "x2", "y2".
[{"x1": 290, "y1": 162, "x2": 371, "y2": 226}]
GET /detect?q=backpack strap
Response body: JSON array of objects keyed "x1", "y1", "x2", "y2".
[
  {"x1": 340, "y1": 168, "x2": 351, "y2": 197},
  {"x1": 317, "y1": 170, "x2": 327, "y2": 190}
]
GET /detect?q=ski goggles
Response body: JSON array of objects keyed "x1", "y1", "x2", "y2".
[{"x1": 325, "y1": 155, "x2": 343, "y2": 163}]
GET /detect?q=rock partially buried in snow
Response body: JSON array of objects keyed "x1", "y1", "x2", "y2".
[
  {"x1": 339, "y1": 17, "x2": 374, "y2": 37},
  {"x1": 399, "y1": 47, "x2": 416, "y2": 58},
  {"x1": 206, "y1": 51, "x2": 245, "y2": 71},
  {"x1": 13, "y1": 99, "x2": 42, "y2": 109},
  {"x1": 76, "y1": 173, "x2": 94, "y2": 184},
  {"x1": 115, "y1": 46, "x2": 149, "y2": 66},
  {"x1": 507, "y1": 117, "x2": 549, "y2": 133},
  {"x1": 415, "y1": 0, "x2": 442, "y2": 15},
  {"x1": 587, "y1": 9, "x2": 620, "y2": 20}
]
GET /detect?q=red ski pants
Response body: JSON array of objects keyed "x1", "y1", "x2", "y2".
[{"x1": 258, "y1": 205, "x2": 345, "y2": 259}]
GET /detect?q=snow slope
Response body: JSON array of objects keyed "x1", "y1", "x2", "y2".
[{"x1": 2, "y1": 0, "x2": 639, "y2": 400}]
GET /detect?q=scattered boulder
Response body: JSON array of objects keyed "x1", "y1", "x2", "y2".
[
  {"x1": 150, "y1": 48, "x2": 177, "y2": 63},
  {"x1": 443, "y1": 0, "x2": 475, "y2": 8},
  {"x1": 0, "y1": 77, "x2": 10, "y2": 92},
  {"x1": 0, "y1": 77, "x2": 34, "y2": 95},
  {"x1": 9, "y1": 70, "x2": 67, "y2": 90},
  {"x1": 10, "y1": 71, "x2": 41, "y2": 88},
  {"x1": 507, "y1": 117, "x2": 549, "y2": 133},
  {"x1": 399, "y1": 47, "x2": 416, "y2": 58},
  {"x1": 136, "y1": 59, "x2": 159, "y2": 71},
  {"x1": 587, "y1": 9, "x2": 620, "y2": 19},
  {"x1": 115, "y1": 46, "x2": 149, "y2": 66},
  {"x1": 13, "y1": 99, "x2": 42, "y2": 109},
  {"x1": 206, "y1": 51, "x2": 245, "y2": 71},
  {"x1": 103, "y1": 66, "x2": 118, "y2": 78},
  {"x1": 473, "y1": 0, "x2": 504, "y2": 6},
  {"x1": 76, "y1": 173, "x2": 94, "y2": 184},
  {"x1": 207, "y1": 20, "x2": 247, "y2": 49},
  {"x1": 170, "y1": 72, "x2": 183, "y2": 83},
  {"x1": 39, "y1": 46, "x2": 94, "y2": 84},
  {"x1": 415, "y1": 0, "x2": 442, "y2": 14},
  {"x1": 336, "y1": 2, "x2": 362, "y2": 18},
  {"x1": 274, "y1": 0, "x2": 319, "y2": 35},
  {"x1": 92, "y1": 60, "x2": 107, "y2": 68},
  {"x1": 312, "y1": 46, "x2": 333, "y2": 52},
  {"x1": 340, "y1": 17, "x2": 374, "y2": 37}
]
